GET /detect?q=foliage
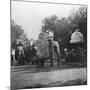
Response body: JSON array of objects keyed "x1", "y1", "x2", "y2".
[
  {"x1": 11, "y1": 20, "x2": 28, "y2": 48},
  {"x1": 41, "y1": 6, "x2": 87, "y2": 48}
]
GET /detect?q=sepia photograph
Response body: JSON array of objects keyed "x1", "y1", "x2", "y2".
[{"x1": 11, "y1": 0, "x2": 87, "y2": 89}]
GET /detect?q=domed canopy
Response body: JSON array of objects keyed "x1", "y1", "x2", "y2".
[{"x1": 70, "y1": 29, "x2": 84, "y2": 44}]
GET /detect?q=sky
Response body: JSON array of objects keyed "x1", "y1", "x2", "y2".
[{"x1": 11, "y1": 0, "x2": 81, "y2": 40}]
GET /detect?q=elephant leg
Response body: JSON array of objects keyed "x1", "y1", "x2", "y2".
[
  {"x1": 50, "y1": 57, "x2": 53, "y2": 67},
  {"x1": 57, "y1": 59, "x2": 60, "y2": 66},
  {"x1": 40, "y1": 61, "x2": 44, "y2": 67},
  {"x1": 36, "y1": 61, "x2": 39, "y2": 68}
]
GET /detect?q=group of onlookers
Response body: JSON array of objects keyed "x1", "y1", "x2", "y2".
[{"x1": 11, "y1": 25, "x2": 87, "y2": 67}]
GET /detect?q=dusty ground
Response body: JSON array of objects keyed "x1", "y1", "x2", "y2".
[{"x1": 11, "y1": 65, "x2": 87, "y2": 90}]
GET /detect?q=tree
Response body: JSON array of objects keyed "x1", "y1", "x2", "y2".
[
  {"x1": 11, "y1": 20, "x2": 25, "y2": 47},
  {"x1": 41, "y1": 6, "x2": 87, "y2": 55},
  {"x1": 69, "y1": 6, "x2": 87, "y2": 48},
  {"x1": 42, "y1": 15, "x2": 71, "y2": 48},
  {"x1": 42, "y1": 15, "x2": 58, "y2": 32}
]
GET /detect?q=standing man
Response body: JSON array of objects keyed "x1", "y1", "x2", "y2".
[
  {"x1": 45, "y1": 31, "x2": 53, "y2": 67},
  {"x1": 48, "y1": 39, "x2": 53, "y2": 67},
  {"x1": 53, "y1": 40, "x2": 60, "y2": 66},
  {"x1": 46, "y1": 30, "x2": 54, "y2": 67}
]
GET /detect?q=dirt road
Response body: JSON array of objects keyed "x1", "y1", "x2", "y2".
[{"x1": 11, "y1": 67, "x2": 87, "y2": 89}]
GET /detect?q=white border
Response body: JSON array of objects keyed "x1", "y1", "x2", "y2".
[{"x1": 0, "y1": 0, "x2": 89, "y2": 90}]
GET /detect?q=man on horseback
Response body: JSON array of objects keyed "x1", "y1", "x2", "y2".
[{"x1": 15, "y1": 41, "x2": 25, "y2": 65}]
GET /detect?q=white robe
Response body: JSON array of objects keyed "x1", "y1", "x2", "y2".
[{"x1": 52, "y1": 41, "x2": 60, "y2": 58}]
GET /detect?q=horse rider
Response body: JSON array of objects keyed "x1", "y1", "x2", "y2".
[{"x1": 16, "y1": 41, "x2": 25, "y2": 65}]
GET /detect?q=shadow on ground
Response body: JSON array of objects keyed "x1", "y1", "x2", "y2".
[{"x1": 19, "y1": 79, "x2": 87, "y2": 89}]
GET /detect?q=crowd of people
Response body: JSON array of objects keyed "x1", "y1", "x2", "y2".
[
  {"x1": 11, "y1": 39, "x2": 61, "y2": 67},
  {"x1": 11, "y1": 25, "x2": 86, "y2": 67}
]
